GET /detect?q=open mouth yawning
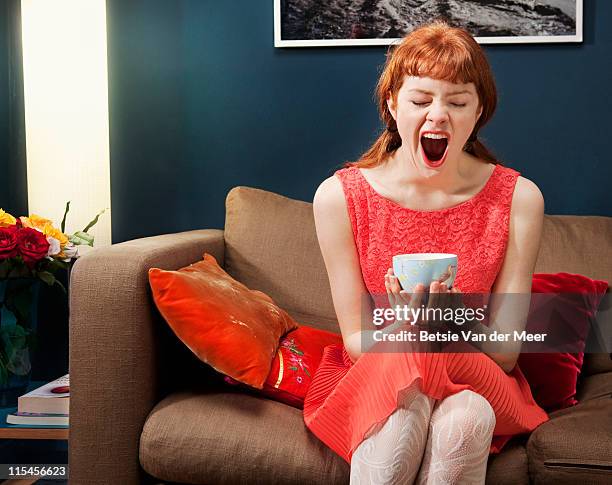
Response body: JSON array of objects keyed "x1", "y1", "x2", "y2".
[{"x1": 420, "y1": 132, "x2": 449, "y2": 167}]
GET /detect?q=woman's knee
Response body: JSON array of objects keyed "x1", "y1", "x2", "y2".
[{"x1": 432, "y1": 390, "x2": 496, "y2": 437}]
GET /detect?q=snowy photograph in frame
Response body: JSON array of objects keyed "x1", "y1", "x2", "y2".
[{"x1": 274, "y1": 1, "x2": 583, "y2": 47}]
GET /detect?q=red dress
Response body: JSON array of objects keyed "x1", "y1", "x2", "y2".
[{"x1": 303, "y1": 163, "x2": 549, "y2": 464}]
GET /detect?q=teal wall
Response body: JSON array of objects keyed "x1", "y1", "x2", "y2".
[
  {"x1": 0, "y1": 1, "x2": 9, "y2": 209},
  {"x1": 34, "y1": 0, "x2": 612, "y2": 243},
  {"x1": 0, "y1": 0, "x2": 26, "y2": 216}
]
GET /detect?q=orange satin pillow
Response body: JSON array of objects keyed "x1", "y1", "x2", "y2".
[{"x1": 148, "y1": 253, "x2": 298, "y2": 389}]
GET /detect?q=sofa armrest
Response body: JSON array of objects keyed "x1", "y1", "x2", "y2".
[
  {"x1": 526, "y1": 398, "x2": 612, "y2": 483},
  {"x1": 69, "y1": 229, "x2": 224, "y2": 485}
]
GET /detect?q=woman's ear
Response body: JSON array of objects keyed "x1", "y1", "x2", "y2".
[
  {"x1": 387, "y1": 95, "x2": 397, "y2": 120},
  {"x1": 476, "y1": 104, "x2": 483, "y2": 122}
]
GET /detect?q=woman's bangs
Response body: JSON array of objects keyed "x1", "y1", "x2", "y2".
[{"x1": 403, "y1": 46, "x2": 475, "y2": 85}]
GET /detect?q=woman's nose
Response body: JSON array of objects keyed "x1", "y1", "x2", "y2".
[{"x1": 427, "y1": 102, "x2": 450, "y2": 124}]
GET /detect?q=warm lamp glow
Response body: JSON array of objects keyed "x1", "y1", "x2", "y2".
[{"x1": 21, "y1": 0, "x2": 111, "y2": 246}]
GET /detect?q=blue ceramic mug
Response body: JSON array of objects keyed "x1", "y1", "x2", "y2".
[{"x1": 392, "y1": 253, "x2": 458, "y2": 292}]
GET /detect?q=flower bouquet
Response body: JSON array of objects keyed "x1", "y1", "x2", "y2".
[{"x1": 0, "y1": 203, "x2": 105, "y2": 404}]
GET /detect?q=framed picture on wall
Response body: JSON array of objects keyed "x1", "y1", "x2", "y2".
[{"x1": 274, "y1": 0, "x2": 583, "y2": 47}]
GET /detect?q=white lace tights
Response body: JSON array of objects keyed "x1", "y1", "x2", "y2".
[{"x1": 349, "y1": 387, "x2": 496, "y2": 485}]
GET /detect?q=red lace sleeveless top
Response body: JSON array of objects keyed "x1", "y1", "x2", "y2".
[{"x1": 335, "y1": 163, "x2": 521, "y2": 294}]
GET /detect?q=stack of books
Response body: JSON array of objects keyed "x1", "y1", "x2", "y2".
[{"x1": 6, "y1": 374, "x2": 69, "y2": 427}]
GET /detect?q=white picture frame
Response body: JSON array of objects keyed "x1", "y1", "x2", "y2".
[{"x1": 274, "y1": 1, "x2": 583, "y2": 47}]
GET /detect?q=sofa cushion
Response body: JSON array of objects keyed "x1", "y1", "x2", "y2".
[
  {"x1": 517, "y1": 272, "x2": 609, "y2": 412},
  {"x1": 576, "y1": 371, "x2": 612, "y2": 402},
  {"x1": 485, "y1": 439, "x2": 529, "y2": 485},
  {"x1": 139, "y1": 390, "x2": 349, "y2": 485},
  {"x1": 535, "y1": 215, "x2": 612, "y2": 378},
  {"x1": 140, "y1": 390, "x2": 528, "y2": 485},
  {"x1": 224, "y1": 325, "x2": 344, "y2": 408},
  {"x1": 149, "y1": 253, "x2": 298, "y2": 389},
  {"x1": 535, "y1": 215, "x2": 612, "y2": 281},
  {"x1": 224, "y1": 186, "x2": 338, "y2": 332},
  {"x1": 582, "y1": 352, "x2": 612, "y2": 376},
  {"x1": 527, "y1": 398, "x2": 612, "y2": 483}
]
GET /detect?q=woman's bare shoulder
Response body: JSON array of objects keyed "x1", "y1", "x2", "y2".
[
  {"x1": 313, "y1": 175, "x2": 346, "y2": 214},
  {"x1": 513, "y1": 175, "x2": 545, "y2": 215},
  {"x1": 313, "y1": 175, "x2": 355, "y2": 240},
  {"x1": 507, "y1": 175, "x2": 545, "y2": 239}
]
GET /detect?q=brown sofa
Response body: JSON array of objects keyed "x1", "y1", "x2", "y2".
[{"x1": 68, "y1": 186, "x2": 612, "y2": 484}]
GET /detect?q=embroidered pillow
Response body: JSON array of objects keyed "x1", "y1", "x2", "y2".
[
  {"x1": 148, "y1": 253, "x2": 298, "y2": 389},
  {"x1": 225, "y1": 325, "x2": 343, "y2": 408},
  {"x1": 518, "y1": 272, "x2": 608, "y2": 412}
]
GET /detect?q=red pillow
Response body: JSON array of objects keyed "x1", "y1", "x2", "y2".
[
  {"x1": 149, "y1": 253, "x2": 298, "y2": 389},
  {"x1": 518, "y1": 273, "x2": 608, "y2": 412},
  {"x1": 225, "y1": 325, "x2": 343, "y2": 408}
]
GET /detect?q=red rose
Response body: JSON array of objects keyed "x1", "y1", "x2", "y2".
[
  {"x1": 16, "y1": 227, "x2": 50, "y2": 267},
  {"x1": 0, "y1": 226, "x2": 19, "y2": 260}
]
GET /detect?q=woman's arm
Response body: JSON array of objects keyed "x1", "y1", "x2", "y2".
[
  {"x1": 486, "y1": 176, "x2": 545, "y2": 373},
  {"x1": 313, "y1": 175, "x2": 372, "y2": 363}
]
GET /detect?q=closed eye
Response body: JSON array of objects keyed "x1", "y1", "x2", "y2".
[{"x1": 411, "y1": 101, "x2": 466, "y2": 107}]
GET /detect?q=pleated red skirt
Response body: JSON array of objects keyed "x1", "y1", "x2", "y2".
[{"x1": 303, "y1": 343, "x2": 549, "y2": 464}]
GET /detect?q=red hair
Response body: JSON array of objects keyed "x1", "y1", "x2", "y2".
[{"x1": 352, "y1": 20, "x2": 500, "y2": 168}]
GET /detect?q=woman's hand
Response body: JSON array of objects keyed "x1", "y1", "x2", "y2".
[
  {"x1": 384, "y1": 268, "x2": 426, "y2": 315},
  {"x1": 385, "y1": 268, "x2": 463, "y2": 327},
  {"x1": 384, "y1": 269, "x2": 464, "y2": 352}
]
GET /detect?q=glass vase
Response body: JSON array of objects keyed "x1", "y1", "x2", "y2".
[{"x1": 0, "y1": 278, "x2": 40, "y2": 407}]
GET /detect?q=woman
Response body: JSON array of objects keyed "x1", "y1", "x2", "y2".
[{"x1": 304, "y1": 20, "x2": 548, "y2": 484}]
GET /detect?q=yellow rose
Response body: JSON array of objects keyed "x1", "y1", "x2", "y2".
[
  {"x1": 42, "y1": 223, "x2": 69, "y2": 249},
  {"x1": 0, "y1": 209, "x2": 16, "y2": 227},
  {"x1": 21, "y1": 214, "x2": 53, "y2": 230}
]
